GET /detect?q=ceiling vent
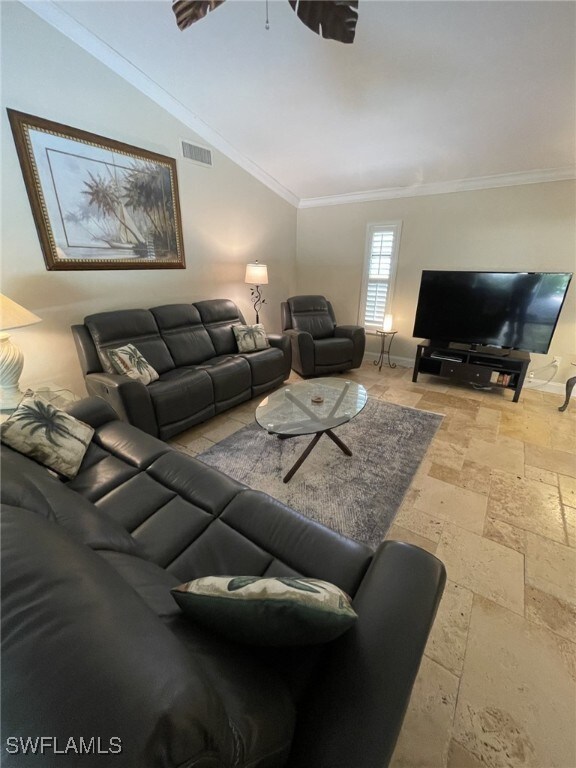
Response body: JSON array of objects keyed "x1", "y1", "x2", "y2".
[{"x1": 181, "y1": 140, "x2": 213, "y2": 167}]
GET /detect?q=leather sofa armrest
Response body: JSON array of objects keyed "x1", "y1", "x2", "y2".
[
  {"x1": 287, "y1": 540, "x2": 446, "y2": 768},
  {"x1": 83, "y1": 373, "x2": 159, "y2": 438},
  {"x1": 334, "y1": 325, "x2": 366, "y2": 368},
  {"x1": 65, "y1": 396, "x2": 121, "y2": 429},
  {"x1": 267, "y1": 333, "x2": 292, "y2": 379},
  {"x1": 284, "y1": 329, "x2": 315, "y2": 377}
]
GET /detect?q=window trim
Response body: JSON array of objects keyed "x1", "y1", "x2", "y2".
[{"x1": 358, "y1": 221, "x2": 402, "y2": 333}]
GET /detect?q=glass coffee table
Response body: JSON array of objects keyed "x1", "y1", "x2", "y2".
[{"x1": 255, "y1": 377, "x2": 368, "y2": 483}]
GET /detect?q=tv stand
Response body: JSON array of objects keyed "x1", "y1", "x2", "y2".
[{"x1": 413, "y1": 341, "x2": 530, "y2": 403}]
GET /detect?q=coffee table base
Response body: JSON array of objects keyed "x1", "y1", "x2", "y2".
[{"x1": 278, "y1": 429, "x2": 352, "y2": 483}]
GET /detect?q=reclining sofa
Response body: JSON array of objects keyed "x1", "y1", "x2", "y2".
[
  {"x1": 72, "y1": 299, "x2": 291, "y2": 440},
  {"x1": 1, "y1": 397, "x2": 445, "y2": 768}
]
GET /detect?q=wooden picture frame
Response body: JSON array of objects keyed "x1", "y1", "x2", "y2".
[{"x1": 7, "y1": 109, "x2": 186, "y2": 270}]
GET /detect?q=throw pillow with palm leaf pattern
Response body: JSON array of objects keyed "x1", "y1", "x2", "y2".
[
  {"x1": 107, "y1": 343, "x2": 159, "y2": 385},
  {"x1": 171, "y1": 575, "x2": 358, "y2": 646},
  {"x1": 233, "y1": 324, "x2": 270, "y2": 353},
  {"x1": 1, "y1": 394, "x2": 94, "y2": 478}
]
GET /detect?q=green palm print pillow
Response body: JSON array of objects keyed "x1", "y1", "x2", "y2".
[
  {"x1": 233, "y1": 324, "x2": 270, "y2": 353},
  {"x1": 171, "y1": 575, "x2": 358, "y2": 646},
  {"x1": 1, "y1": 394, "x2": 94, "y2": 478},
  {"x1": 107, "y1": 343, "x2": 159, "y2": 385}
]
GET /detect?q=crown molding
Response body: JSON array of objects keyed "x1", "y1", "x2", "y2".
[
  {"x1": 19, "y1": 0, "x2": 300, "y2": 208},
  {"x1": 298, "y1": 167, "x2": 576, "y2": 208}
]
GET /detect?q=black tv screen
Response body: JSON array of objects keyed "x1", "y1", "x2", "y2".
[{"x1": 412, "y1": 271, "x2": 572, "y2": 354}]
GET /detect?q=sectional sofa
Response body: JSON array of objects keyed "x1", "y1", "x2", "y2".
[{"x1": 1, "y1": 397, "x2": 446, "y2": 768}]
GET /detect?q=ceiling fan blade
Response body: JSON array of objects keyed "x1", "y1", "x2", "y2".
[
  {"x1": 173, "y1": 0, "x2": 226, "y2": 31},
  {"x1": 288, "y1": 0, "x2": 359, "y2": 44}
]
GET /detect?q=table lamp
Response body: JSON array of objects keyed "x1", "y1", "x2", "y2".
[
  {"x1": 0, "y1": 294, "x2": 42, "y2": 410},
  {"x1": 244, "y1": 261, "x2": 268, "y2": 323}
]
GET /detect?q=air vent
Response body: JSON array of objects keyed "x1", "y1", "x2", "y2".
[{"x1": 181, "y1": 140, "x2": 213, "y2": 167}]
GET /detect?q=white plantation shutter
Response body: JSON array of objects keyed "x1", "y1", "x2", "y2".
[{"x1": 359, "y1": 223, "x2": 401, "y2": 331}]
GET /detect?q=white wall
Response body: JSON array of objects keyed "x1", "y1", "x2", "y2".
[
  {"x1": 0, "y1": 2, "x2": 297, "y2": 395},
  {"x1": 296, "y1": 181, "x2": 576, "y2": 381}
]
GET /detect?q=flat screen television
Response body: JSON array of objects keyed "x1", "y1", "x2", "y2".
[{"x1": 412, "y1": 271, "x2": 572, "y2": 354}]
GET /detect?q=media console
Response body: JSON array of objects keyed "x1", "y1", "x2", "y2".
[{"x1": 412, "y1": 341, "x2": 530, "y2": 403}]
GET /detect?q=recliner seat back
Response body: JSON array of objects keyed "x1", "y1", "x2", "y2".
[
  {"x1": 151, "y1": 304, "x2": 217, "y2": 366},
  {"x1": 285, "y1": 296, "x2": 336, "y2": 339},
  {"x1": 84, "y1": 309, "x2": 175, "y2": 375}
]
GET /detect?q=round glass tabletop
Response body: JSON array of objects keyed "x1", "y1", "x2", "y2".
[{"x1": 256, "y1": 377, "x2": 368, "y2": 437}]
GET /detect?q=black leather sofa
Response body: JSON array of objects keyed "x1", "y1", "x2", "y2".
[
  {"x1": 1, "y1": 397, "x2": 445, "y2": 768},
  {"x1": 72, "y1": 299, "x2": 291, "y2": 440},
  {"x1": 281, "y1": 295, "x2": 366, "y2": 377}
]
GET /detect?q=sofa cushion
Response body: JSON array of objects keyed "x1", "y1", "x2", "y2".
[
  {"x1": 192, "y1": 356, "x2": 251, "y2": 408},
  {"x1": 85, "y1": 309, "x2": 175, "y2": 374},
  {"x1": 1, "y1": 394, "x2": 93, "y2": 479},
  {"x1": 194, "y1": 299, "x2": 245, "y2": 355},
  {"x1": 107, "y1": 343, "x2": 159, "y2": 384},
  {"x1": 238, "y1": 346, "x2": 286, "y2": 388},
  {"x1": 288, "y1": 295, "x2": 336, "y2": 339},
  {"x1": 0, "y1": 445, "x2": 140, "y2": 556},
  {"x1": 314, "y1": 337, "x2": 354, "y2": 366},
  {"x1": 172, "y1": 575, "x2": 358, "y2": 646},
  {"x1": 233, "y1": 323, "x2": 270, "y2": 353},
  {"x1": 147, "y1": 368, "x2": 214, "y2": 429},
  {"x1": 151, "y1": 304, "x2": 217, "y2": 365}
]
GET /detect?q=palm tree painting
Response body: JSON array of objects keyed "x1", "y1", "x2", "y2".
[
  {"x1": 1, "y1": 396, "x2": 94, "y2": 478},
  {"x1": 8, "y1": 109, "x2": 186, "y2": 271}
]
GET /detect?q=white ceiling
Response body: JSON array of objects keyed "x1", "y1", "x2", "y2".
[{"x1": 23, "y1": 0, "x2": 576, "y2": 206}]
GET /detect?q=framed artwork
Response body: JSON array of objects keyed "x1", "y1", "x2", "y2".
[{"x1": 7, "y1": 109, "x2": 186, "y2": 270}]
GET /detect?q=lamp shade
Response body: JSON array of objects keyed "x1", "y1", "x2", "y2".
[
  {"x1": 0, "y1": 294, "x2": 41, "y2": 331},
  {"x1": 383, "y1": 313, "x2": 394, "y2": 332},
  {"x1": 244, "y1": 261, "x2": 268, "y2": 285}
]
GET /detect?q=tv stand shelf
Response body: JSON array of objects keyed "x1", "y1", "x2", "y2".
[{"x1": 413, "y1": 341, "x2": 530, "y2": 403}]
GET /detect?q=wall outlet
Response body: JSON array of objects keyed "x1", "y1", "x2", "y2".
[
  {"x1": 528, "y1": 371, "x2": 535, "y2": 379},
  {"x1": 552, "y1": 356, "x2": 562, "y2": 365}
]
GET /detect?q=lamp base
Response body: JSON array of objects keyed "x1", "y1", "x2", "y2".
[
  {"x1": 0, "y1": 333, "x2": 25, "y2": 411},
  {"x1": 0, "y1": 385, "x2": 25, "y2": 411}
]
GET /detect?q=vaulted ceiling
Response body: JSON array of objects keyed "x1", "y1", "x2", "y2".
[{"x1": 22, "y1": 0, "x2": 576, "y2": 206}]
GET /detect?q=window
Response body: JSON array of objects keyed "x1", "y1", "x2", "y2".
[{"x1": 359, "y1": 222, "x2": 402, "y2": 332}]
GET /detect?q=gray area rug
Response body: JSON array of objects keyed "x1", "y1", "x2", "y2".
[{"x1": 197, "y1": 398, "x2": 443, "y2": 549}]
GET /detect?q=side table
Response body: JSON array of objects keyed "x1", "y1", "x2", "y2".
[
  {"x1": 0, "y1": 384, "x2": 79, "y2": 419},
  {"x1": 374, "y1": 330, "x2": 397, "y2": 372}
]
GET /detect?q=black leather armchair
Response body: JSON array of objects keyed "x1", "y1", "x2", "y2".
[{"x1": 281, "y1": 295, "x2": 366, "y2": 377}]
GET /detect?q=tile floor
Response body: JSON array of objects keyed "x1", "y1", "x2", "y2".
[{"x1": 171, "y1": 361, "x2": 576, "y2": 768}]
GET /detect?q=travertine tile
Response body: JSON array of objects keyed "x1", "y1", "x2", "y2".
[
  {"x1": 559, "y1": 473, "x2": 576, "y2": 506},
  {"x1": 487, "y1": 469, "x2": 566, "y2": 544},
  {"x1": 524, "y1": 464, "x2": 557, "y2": 486},
  {"x1": 426, "y1": 580, "x2": 474, "y2": 676},
  {"x1": 483, "y1": 516, "x2": 527, "y2": 555},
  {"x1": 201, "y1": 418, "x2": 245, "y2": 443},
  {"x1": 436, "y1": 523, "x2": 524, "y2": 614},
  {"x1": 447, "y1": 740, "x2": 485, "y2": 768},
  {"x1": 393, "y1": 505, "x2": 445, "y2": 543},
  {"x1": 564, "y1": 504, "x2": 576, "y2": 548},
  {"x1": 465, "y1": 435, "x2": 524, "y2": 476},
  {"x1": 525, "y1": 532, "x2": 576, "y2": 603},
  {"x1": 411, "y1": 475, "x2": 488, "y2": 535},
  {"x1": 525, "y1": 584, "x2": 576, "y2": 643},
  {"x1": 429, "y1": 460, "x2": 491, "y2": 495},
  {"x1": 453, "y1": 597, "x2": 576, "y2": 768},
  {"x1": 375, "y1": 387, "x2": 423, "y2": 407},
  {"x1": 426, "y1": 438, "x2": 467, "y2": 471},
  {"x1": 390, "y1": 655, "x2": 459, "y2": 768},
  {"x1": 385, "y1": 524, "x2": 437, "y2": 554},
  {"x1": 525, "y1": 443, "x2": 576, "y2": 479},
  {"x1": 173, "y1": 435, "x2": 215, "y2": 455}
]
